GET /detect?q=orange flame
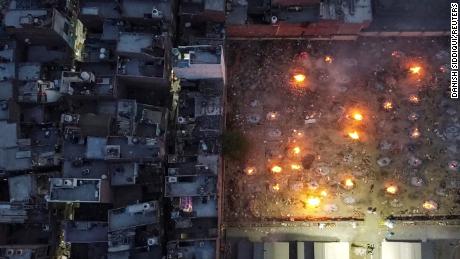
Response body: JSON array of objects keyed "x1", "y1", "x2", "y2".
[
  {"x1": 245, "y1": 167, "x2": 256, "y2": 175},
  {"x1": 292, "y1": 146, "x2": 301, "y2": 155},
  {"x1": 271, "y1": 165, "x2": 282, "y2": 173},
  {"x1": 422, "y1": 200, "x2": 437, "y2": 210},
  {"x1": 409, "y1": 66, "x2": 422, "y2": 75},
  {"x1": 320, "y1": 190, "x2": 328, "y2": 197},
  {"x1": 410, "y1": 128, "x2": 421, "y2": 139},
  {"x1": 352, "y1": 112, "x2": 363, "y2": 121},
  {"x1": 291, "y1": 164, "x2": 302, "y2": 170},
  {"x1": 344, "y1": 178, "x2": 354, "y2": 188},
  {"x1": 306, "y1": 196, "x2": 321, "y2": 207},
  {"x1": 293, "y1": 73, "x2": 306, "y2": 83},
  {"x1": 348, "y1": 131, "x2": 360, "y2": 140},
  {"x1": 383, "y1": 101, "x2": 393, "y2": 110},
  {"x1": 386, "y1": 185, "x2": 398, "y2": 194},
  {"x1": 272, "y1": 183, "x2": 280, "y2": 191},
  {"x1": 409, "y1": 95, "x2": 420, "y2": 104}
]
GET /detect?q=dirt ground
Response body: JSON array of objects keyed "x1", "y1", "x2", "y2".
[{"x1": 223, "y1": 38, "x2": 459, "y2": 225}]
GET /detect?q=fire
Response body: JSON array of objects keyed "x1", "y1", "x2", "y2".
[
  {"x1": 409, "y1": 66, "x2": 422, "y2": 75},
  {"x1": 344, "y1": 178, "x2": 354, "y2": 189},
  {"x1": 306, "y1": 196, "x2": 321, "y2": 207},
  {"x1": 267, "y1": 112, "x2": 278, "y2": 120},
  {"x1": 272, "y1": 183, "x2": 280, "y2": 191},
  {"x1": 348, "y1": 131, "x2": 360, "y2": 140},
  {"x1": 245, "y1": 167, "x2": 256, "y2": 175},
  {"x1": 324, "y1": 56, "x2": 333, "y2": 64},
  {"x1": 271, "y1": 165, "x2": 282, "y2": 173},
  {"x1": 291, "y1": 164, "x2": 302, "y2": 170},
  {"x1": 386, "y1": 185, "x2": 398, "y2": 194},
  {"x1": 320, "y1": 190, "x2": 328, "y2": 197},
  {"x1": 352, "y1": 112, "x2": 363, "y2": 121},
  {"x1": 409, "y1": 95, "x2": 420, "y2": 104},
  {"x1": 293, "y1": 73, "x2": 306, "y2": 83},
  {"x1": 292, "y1": 146, "x2": 301, "y2": 155},
  {"x1": 410, "y1": 128, "x2": 421, "y2": 139},
  {"x1": 383, "y1": 101, "x2": 393, "y2": 110},
  {"x1": 422, "y1": 200, "x2": 438, "y2": 210}
]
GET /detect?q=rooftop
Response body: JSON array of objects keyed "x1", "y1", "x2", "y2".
[
  {"x1": 167, "y1": 240, "x2": 216, "y2": 259},
  {"x1": 8, "y1": 175, "x2": 37, "y2": 203},
  {"x1": 108, "y1": 201, "x2": 161, "y2": 231},
  {"x1": 0, "y1": 121, "x2": 32, "y2": 171},
  {"x1": 60, "y1": 71, "x2": 116, "y2": 97},
  {"x1": 3, "y1": 9, "x2": 51, "y2": 29},
  {"x1": 0, "y1": 202, "x2": 28, "y2": 223},
  {"x1": 17, "y1": 63, "x2": 41, "y2": 81},
  {"x1": 173, "y1": 45, "x2": 224, "y2": 80},
  {"x1": 121, "y1": 0, "x2": 172, "y2": 21},
  {"x1": 48, "y1": 178, "x2": 107, "y2": 203},
  {"x1": 109, "y1": 162, "x2": 138, "y2": 186},
  {"x1": 171, "y1": 196, "x2": 218, "y2": 219},
  {"x1": 64, "y1": 221, "x2": 108, "y2": 243},
  {"x1": 165, "y1": 175, "x2": 217, "y2": 197},
  {"x1": 168, "y1": 155, "x2": 219, "y2": 176},
  {"x1": 0, "y1": 81, "x2": 14, "y2": 121}
]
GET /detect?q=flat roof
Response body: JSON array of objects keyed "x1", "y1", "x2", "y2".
[
  {"x1": 4, "y1": 9, "x2": 49, "y2": 28},
  {"x1": 117, "y1": 33, "x2": 153, "y2": 54},
  {"x1": 64, "y1": 221, "x2": 108, "y2": 243},
  {"x1": 165, "y1": 175, "x2": 217, "y2": 197},
  {"x1": 109, "y1": 162, "x2": 138, "y2": 186},
  {"x1": 108, "y1": 201, "x2": 160, "y2": 231},
  {"x1": 8, "y1": 175, "x2": 36, "y2": 202},
  {"x1": 49, "y1": 178, "x2": 102, "y2": 203},
  {"x1": 167, "y1": 240, "x2": 216, "y2": 259}
]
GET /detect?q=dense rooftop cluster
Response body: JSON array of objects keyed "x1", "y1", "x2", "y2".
[
  {"x1": 0, "y1": 0, "x2": 457, "y2": 258},
  {"x1": 0, "y1": 0, "x2": 224, "y2": 258}
]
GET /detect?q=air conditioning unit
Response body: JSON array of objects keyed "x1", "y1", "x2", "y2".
[
  {"x1": 62, "y1": 114, "x2": 74, "y2": 123},
  {"x1": 167, "y1": 176, "x2": 178, "y2": 183},
  {"x1": 151, "y1": 7, "x2": 162, "y2": 17},
  {"x1": 53, "y1": 178, "x2": 64, "y2": 187},
  {"x1": 168, "y1": 168, "x2": 178, "y2": 175},
  {"x1": 5, "y1": 249, "x2": 14, "y2": 256},
  {"x1": 147, "y1": 237, "x2": 158, "y2": 246},
  {"x1": 177, "y1": 116, "x2": 186, "y2": 124},
  {"x1": 64, "y1": 179, "x2": 74, "y2": 187}
]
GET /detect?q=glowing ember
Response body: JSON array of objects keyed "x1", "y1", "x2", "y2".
[
  {"x1": 291, "y1": 164, "x2": 302, "y2": 170},
  {"x1": 348, "y1": 131, "x2": 360, "y2": 140},
  {"x1": 267, "y1": 112, "x2": 278, "y2": 120},
  {"x1": 391, "y1": 51, "x2": 403, "y2": 58},
  {"x1": 324, "y1": 56, "x2": 333, "y2": 63},
  {"x1": 422, "y1": 200, "x2": 438, "y2": 210},
  {"x1": 292, "y1": 146, "x2": 301, "y2": 155},
  {"x1": 409, "y1": 66, "x2": 422, "y2": 75},
  {"x1": 386, "y1": 185, "x2": 398, "y2": 194},
  {"x1": 410, "y1": 128, "x2": 421, "y2": 139},
  {"x1": 344, "y1": 178, "x2": 354, "y2": 189},
  {"x1": 293, "y1": 73, "x2": 306, "y2": 83},
  {"x1": 320, "y1": 190, "x2": 328, "y2": 197},
  {"x1": 271, "y1": 165, "x2": 282, "y2": 173},
  {"x1": 306, "y1": 196, "x2": 321, "y2": 207},
  {"x1": 383, "y1": 101, "x2": 393, "y2": 110},
  {"x1": 272, "y1": 183, "x2": 280, "y2": 191},
  {"x1": 352, "y1": 112, "x2": 363, "y2": 121},
  {"x1": 244, "y1": 167, "x2": 256, "y2": 175},
  {"x1": 409, "y1": 95, "x2": 420, "y2": 104}
]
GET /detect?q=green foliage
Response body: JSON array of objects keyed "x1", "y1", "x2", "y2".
[{"x1": 222, "y1": 130, "x2": 249, "y2": 161}]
